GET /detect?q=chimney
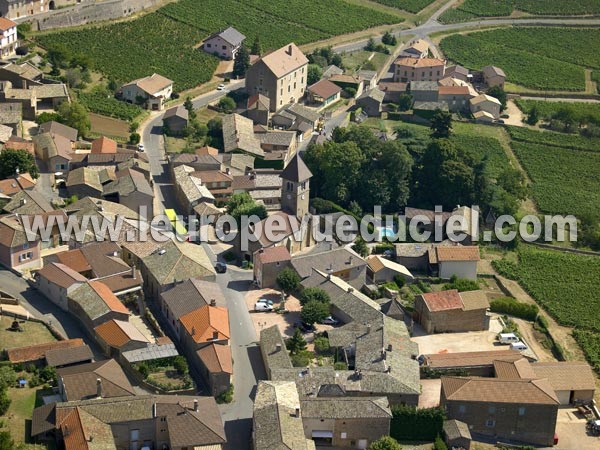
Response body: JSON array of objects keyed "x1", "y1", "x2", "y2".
[
  {"x1": 96, "y1": 378, "x2": 102, "y2": 398},
  {"x1": 212, "y1": 330, "x2": 219, "y2": 340},
  {"x1": 347, "y1": 287, "x2": 354, "y2": 293},
  {"x1": 287, "y1": 44, "x2": 292, "y2": 55},
  {"x1": 387, "y1": 344, "x2": 393, "y2": 352},
  {"x1": 295, "y1": 407, "x2": 301, "y2": 418},
  {"x1": 131, "y1": 266, "x2": 137, "y2": 279},
  {"x1": 366, "y1": 324, "x2": 371, "y2": 334},
  {"x1": 21, "y1": 198, "x2": 26, "y2": 206},
  {"x1": 210, "y1": 299, "x2": 216, "y2": 306},
  {"x1": 192, "y1": 326, "x2": 196, "y2": 336},
  {"x1": 259, "y1": 248, "x2": 264, "y2": 253},
  {"x1": 194, "y1": 399, "x2": 199, "y2": 412},
  {"x1": 347, "y1": 256, "x2": 353, "y2": 265},
  {"x1": 225, "y1": 167, "x2": 230, "y2": 175},
  {"x1": 275, "y1": 343, "x2": 282, "y2": 352},
  {"x1": 113, "y1": 251, "x2": 118, "y2": 257}
]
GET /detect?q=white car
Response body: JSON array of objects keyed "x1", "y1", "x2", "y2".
[
  {"x1": 321, "y1": 316, "x2": 339, "y2": 325},
  {"x1": 254, "y1": 302, "x2": 274, "y2": 312},
  {"x1": 137, "y1": 144, "x2": 145, "y2": 152},
  {"x1": 217, "y1": 83, "x2": 226, "y2": 91}
]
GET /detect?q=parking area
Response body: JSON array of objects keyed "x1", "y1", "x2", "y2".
[
  {"x1": 412, "y1": 317, "x2": 504, "y2": 355},
  {"x1": 245, "y1": 288, "x2": 304, "y2": 339},
  {"x1": 555, "y1": 407, "x2": 600, "y2": 450}
]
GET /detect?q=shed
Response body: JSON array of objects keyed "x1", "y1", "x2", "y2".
[
  {"x1": 356, "y1": 88, "x2": 384, "y2": 117},
  {"x1": 444, "y1": 419, "x2": 471, "y2": 450}
]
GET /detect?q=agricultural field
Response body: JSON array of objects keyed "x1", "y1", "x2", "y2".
[
  {"x1": 511, "y1": 141, "x2": 600, "y2": 217},
  {"x1": 439, "y1": 0, "x2": 600, "y2": 23},
  {"x1": 593, "y1": 71, "x2": 600, "y2": 93},
  {"x1": 36, "y1": 13, "x2": 216, "y2": 92},
  {"x1": 78, "y1": 92, "x2": 145, "y2": 122},
  {"x1": 36, "y1": 0, "x2": 401, "y2": 92},
  {"x1": 371, "y1": 0, "x2": 436, "y2": 14},
  {"x1": 439, "y1": 28, "x2": 600, "y2": 91},
  {"x1": 507, "y1": 125, "x2": 600, "y2": 153},
  {"x1": 515, "y1": 99, "x2": 600, "y2": 127},
  {"x1": 494, "y1": 246, "x2": 600, "y2": 370}
]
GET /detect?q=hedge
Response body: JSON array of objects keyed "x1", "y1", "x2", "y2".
[
  {"x1": 490, "y1": 297, "x2": 539, "y2": 321},
  {"x1": 390, "y1": 405, "x2": 445, "y2": 441}
]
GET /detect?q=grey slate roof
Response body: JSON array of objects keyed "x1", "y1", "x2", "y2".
[
  {"x1": 161, "y1": 278, "x2": 225, "y2": 319},
  {"x1": 45, "y1": 344, "x2": 93, "y2": 367},
  {"x1": 280, "y1": 153, "x2": 312, "y2": 183},
  {"x1": 122, "y1": 341, "x2": 179, "y2": 363},
  {"x1": 285, "y1": 102, "x2": 321, "y2": 123},
  {"x1": 163, "y1": 104, "x2": 189, "y2": 121},
  {"x1": 291, "y1": 247, "x2": 365, "y2": 279},
  {"x1": 358, "y1": 87, "x2": 385, "y2": 102},
  {"x1": 301, "y1": 396, "x2": 391, "y2": 419},
  {"x1": 208, "y1": 26, "x2": 246, "y2": 47},
  {"x1": 410, "y1": 81, "x2": 439, "y2": 91},
  {"x1": 39, "y1": 121, "x2": 78, "y2": 142},
  {"x1": 103, "y1": 168, "x2": 153, "y2": 197},
  {"x1": 444, "y1": 419, "x2": 472, "y2": 441},
  {"x1": 260, "y1": 325, "x2": 293, "y2": 371},
  {"x1": 3, "y1": 189, "x2": 54, "y2": 214}
]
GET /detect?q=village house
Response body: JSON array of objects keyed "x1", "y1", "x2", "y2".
[
  {"x1": 67, "y1": 280, "x2": 130, "y2": 332},
  {"x1": 0, "y1": 172, "x2": 35, "y2": 197},
  {"x1": 470, "y1": 93, "x2": 501, "y2": 120},
  {"x1": 31, "y1": 395, "x2": 226, "y2": 450},
  {"x1": 329, "y1": 73, "x2": 364, "y2": 97},
  {"x1": 307, "y1": 78, "x2": 342, "y2": 107},
  {"x1": 394, "y1": 57, "x2": 445, "y2": 82},
  {"x1": 192, "y1": 169, "x2": 234, "y2": 203},
  {"x1": 246, "y1": 42, "x2": 308, "y2": 111},
  {"x1": 232, "y1": 168, "x2": 283, "y2": 210},
  {"x1": 66, "y1": 166, "x2": 110, "y2": 198},
  {"x1": 366, "y1": 255, "x2": 414, "y2": 284},
  {"x1": 33, "y1": 132, "x2": 73, "y2": 172},
  {"x1": 0, "y1": 61, "x2": 43, "y2": 88},
  {"x1": 254, "y1": 381, "x2": 316, "y2": 450},
  {"x1": 102, "y1": 168, "x2": 154, "y2": 219},
  {"x1": 420, "y1": 349, "x2": 524, "y2": 377},
  {"x1": 531, "y1": 361, "x2": 595, "y2": 405},
  {"x1": 444, "y1": 65, "x2": 470, "y2": 82},
  {"x1": 35, "y1": 262, "x2": 87, "y2": 311},
  {"x1": 322, "y1": 64, "x2": 343, "y2": 79},
  {"x1": 0, "y1": 17, "x2": 17, "y2": 59},
  {"x1": 245, "y1": 93, "x2": 270, "y2": 125},
  {"x1": 202, "y1": 26, "x2": 246, "y2": 60},
  {"x1": 482, "y1": 65, "x2": 506, "y2": 88},
  {"x1": 56, "y1": 359, "x2": 136, "y2": 401},
  {"x1": 437, "y1": 85, "x2": 474, "y2": 112},
  {"x1": 120, "y1": 73, "x2": 173, "y2": 110},
  {"x1": 0, "y1": 81, "x2": 69, "y2": 118},
  {"x1": 291, "y1": 247, "x2": 367, "y2": 289},
  {"x1": 358, "y1": 69, "x2": 378, "y2": 90},
  {"x1": 172, "y1": 164, "x2": 215, "y2": 215},
  {"x1": 163, "y1": 104, "x2": 189, "y2": 135},
  {"x1": 410, "y1": 81, "x2": 439, "y2": 103},
  {"x1": 0, "y1": 213, "x2": 41, "y2": 270},
  {"x1": 378, "y1": 81, "x2": 407, "y2": 103},
  {"x1": 170, "y1": 152, "x2": 222, "y2": 172},
  {"x1": 432, "y1": 245, "x2": 480, "y2": 280},
  {"x1": 222, "y1": 112, "x2": 265, "y2": 158},
  {"x1": 473, "y1": 110, "x2": 495, "y2": 123},
  {"x1": 179, "y1": 304, "x2": 232, "y2": 396},
  {"x1": 94, "y1": 318, "x2": 151, "y2": 358},
  {"x1": 253, "y1": 245, "x2": 292, "y2": 288},
  {"x1": 39, "y1": 120, "x2": 78, "y2": 142},
  {"x1": 443, "y1": 419, "x2": 472, "y2": 450},
  {"x1": 356, "y1": 88, "x2": 385, "y2": 117},
  {"x1": 414, "y1": 289, "x2": 490, "y2": 334},
  {"x1": 401, "y1": 39, "x2": 429, "y2": 59},
  {"x1": 44, "y1": 344, "x2": 93, "y2": 369},
  {"x1": 3, "y1": 189, "x2": 53, "y2": 214}
]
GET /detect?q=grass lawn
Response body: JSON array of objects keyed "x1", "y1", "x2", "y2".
[
  {"x1": 1, "y1": 386, "x2": 54, "y2": 448},
  {"x1": 165, "y1": 136, "x2": 189, "y2": 154},
  {"x1": 195, "y1": 107, "x2": 220, "y2": 125},
  {"x1": 147, "y1": 366, "x2": 191, "y2": 390},
  {"x1": 0, "y1": 317, "x2": 56, "y2": 350},
  {"x1": 341, "y1": 49, "x2": 392, "y2": 73}
]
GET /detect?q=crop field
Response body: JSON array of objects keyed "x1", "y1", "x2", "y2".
[
  {"x1": 593, "y1": 71, "x2": 600, "y2": 93},
  {"x1": 371, "y1": 0, "x2": 436, "y2": 14},
  {"x1": 439, "y1": 0, "x2": 600, "y2": 23},
  {"x1": 515, "y1": 99, "x2": 600, "y2": 126},
  {"x1": 511, "y1": 141, "x2": 600, "y2": 217},
  {"x1": 36, "y1": 0, "x2": 401, "y2": 92},
  {"x1": 439, "y1": 28, "x2": 600, "y2": 91},
  {"x1": 451, "y1": 133, "x2": 509, "y2": 179},
  {"x1": 494, "y1": 246, "x2": 600, "y2": 371},
  {"x1": 78, "y1": 92, "x2": 144, "y2": 122},
  {"x1": 36, "y1": 13, "x2": 216, "y2": 92},
  {"x1": 507, "y1": 126, "x2": 600, "y2": 153}
]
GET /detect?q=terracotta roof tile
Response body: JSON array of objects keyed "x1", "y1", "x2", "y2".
[
  {"x1": 197, "y1": 343, "x2": 233, "y2": 374},
  {"x1": 36, "y1": 262, "x2": 87, "y2": 289},
  {"x1": 91, "y1": 136, "x2": 117, "y2": 154},
  {"x1": 394, "y1": 57, "x2": 445, "y2": 68},
  {"x1": 180, "y1": 305, "x2": 230, "y2": 343},
  {"x1": 420, "y1": 289, "x2": 463, "y2": 312},
  {"x1": 436, "y1": 246, "x2": 480, "y2": 262},
  {"x1": 94, "y1": 319, "x2": 149, "y2": 349},
  {"x1": 255, "y1": 246, "x2": 291, "y2": 264},
  {"x1": 7, "y1": 338, "x2": 85, "y2": 363}
]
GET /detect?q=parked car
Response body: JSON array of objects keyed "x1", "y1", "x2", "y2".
[
  {"x1": 217, "y1": 83, "x2": 226, "y2": 91},
  {"x1": 215, "y1": 262, "x2": 227, "y2": 273},
  {"x1": 497, "y1": 119, "x2": 505, "y2": 124},
  {"x1": 510, "y1": 341, "x2": 528, "y2": 351},
  {"x1": 321, "y1": 316, "x2": 339, "y2": 325},
  {"x1": 137, "y1": 144, "x2": 145, "y2": 152},
  {"x1": 500, "y1": 114, "x2": 509, "y2": 119},
  {"x1": 498, "y1": 332, "x2": 519, "y2": 344},
  {"x1": 254, "y1": 302, "x2": 274, "y2": 312},
  {"x1": 297, "y1": 321, "x2": 314, "y2": 333},
  {"x1": 257, "y1": 298, "x2": 274, "y2": 306}
]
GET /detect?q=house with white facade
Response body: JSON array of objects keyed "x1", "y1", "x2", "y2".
[
  {"x1": 202, "y1": 26, "x2": 246, "y2": 60},
  {"x1": 119, "y1": 73, "x2": 173, "y2": 110},
  {"x1": 0, "y1": 17, "x2": 17, "y2": 59}
]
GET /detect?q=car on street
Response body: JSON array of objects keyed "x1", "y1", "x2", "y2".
[
  {"x1": 321, "y1": 316, "x2": 339, "y2": 325},
  {"x1": 257, "y1": 298, "x2": 274, "y2": 306},
  {"x1": 215, "y1": 262, "x2": 227, "y2": 273},
  {"x1": 137, "y1": 144, "x2": 145, "y2": 152},
  {"x1": 217, "y1": 83, "x2": 226, "y2": 91},
  {"x1": 254, "y1": 302, "x2": 274, "y2": 312}
]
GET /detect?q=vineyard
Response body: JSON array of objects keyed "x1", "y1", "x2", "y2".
[
  {"x1": 78, "y1": 92, "x2": 145, "y2": 122},
  {"x1": 36, "y1": 13, "x2": 217, "y2": 92},
  {"x1": 36, "y1": 0, "x2": 401, "y2": 92},
  {"x1": 515, "y1": 99, "x2": 600, "y2": 126},
  {"x1": 507, "y1": 126, "x2": 600, "y2": 153},
  {"x1": 451, "y1": 133, "x2": 509, "y2": 179},
  {"x1": 371, "y1": 0, "x2": 436, "y2": 14},
  {"x1": 439, "y1": 0, "x2": 600, "y2": 23},
  {"x1": 494, "y1": 246, "x2": 600, "y2": 371},
  {"x1": 439, "y1": 28, "x2": 598, "y2": 91},
  {"x1": 511, "y1": 141, "x2": 600, "y2": 217}
]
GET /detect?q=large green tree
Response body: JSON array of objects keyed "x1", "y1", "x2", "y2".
[
  {"x1": 307, "y1": 64, "x2": 323, "y2": 85},
  {"x1": 251, "y1": 36, "x2": 262, "y2": 56},
  {"x1": 233, "y1": 45, "x2": 251, "y2": 78},
  {"x1": 299, "y1": 287, "x2": 330, "y2": 306},
  {"x1": 368, "y1": 436, "x2": 402, "y2": 450},
  {"x1": 301, "y1": 300, "x2": 330, "y2": 325},
  {"x1": 276, "y1": 268, "x2": 301, "y2": 293},
  {"x1": 58, "y1": 100, "x2": 90, "y2": 138},
  {"x1": 430, "y1": 109, "x2": 452, "y2": 138},
  {"x1": 486, "y1": 85, "x2": 507, "y2": 111},
  {"x1": 0, "y1": 148, "x2": 38, "y2": 179},
  {"x1": 286, "y1": 327, "x2": 307, "y2": 355},
  {"x1": 225, "y1": 192, "x2": 267, "y2": 224}
]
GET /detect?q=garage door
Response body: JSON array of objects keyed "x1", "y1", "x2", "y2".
[
  {"x1": 312, "y1": 430, "x2": 334, "y2": 439},
  {"x1": 556, "y1": 390, "x2": 571, "y2": 405}
]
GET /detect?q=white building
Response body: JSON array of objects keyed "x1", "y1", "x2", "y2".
[
  {"x1": 120, "y1": 73, "x2": 173, "y2": 110},
  {"x1": 0, "y1": 17, "x2": 17, "y2": 59},
  {"x1": 202, "y1": 26, "x2": 246, "y2": 60}
]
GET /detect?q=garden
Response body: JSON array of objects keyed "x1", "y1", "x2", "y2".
[
  {"x1": 134, "y1": 356, "x2": 193, "y2": 392},
  {"x1": 439, "y1": 27, "x2": 600, "y2": 91}
]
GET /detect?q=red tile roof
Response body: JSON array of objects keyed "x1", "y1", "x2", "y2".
[
  {"x1": 394, "y1": 57, "x2": 445, "y2": 68},
  {"x1": 255, "y1": 246, "x2": 291, "y2": 264},
  {"x1": 436, "y1": 246, "x2": 480, "y2": 262},
  {"x1": 308, "y1": 79, "x2": 342, "y2": 99},
  {"x1": 7, "y1": 338, "x2": 85, "y2": 363},
  {"x1": 88, "y1": 281, "x2": 130, "y2": 314},
  {"x1": 180, "y1": 305, "x2": 230, "y2": 344},
  {"x1": 421, "y1": 289, "x2": 463, "y2": 312},
  {"x1": 91, "y1": 136, "x2": 117, "y2": 154}
]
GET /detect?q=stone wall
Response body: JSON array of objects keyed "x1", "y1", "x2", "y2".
[{"x1": 22, "y1": 0, "x2": 164, "y2": 31}]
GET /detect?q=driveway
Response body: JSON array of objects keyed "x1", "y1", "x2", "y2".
[
  {"x1": 555, "y1": 407, "x2": 600, "y2": 450},
  {"x1": 419, "y1": 379, "x2": 441, "y2": 409},
  {"x1": 503, "y1": 100, "x2": 524, "y2": 127},
  {"x1": 245, "y1": 288, "x2": 303, "y2": 340}
]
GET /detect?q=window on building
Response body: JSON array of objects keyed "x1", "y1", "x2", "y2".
[
  {"x1": 488, "y1": 406, "x2": 496, "y2": 414},
  {"x1": 294, "y1": 82, "x2": 296, "y2": 89},
  {"x1": 288, "y1": 85, "x2": 291, "y2": 93},
  {"x1": 222, "y1": 45, "x2": 226, "y2": 50},
  {"x1": 485, "y1": 419, "x2": 495, "y2": 428},
  {"x1": 206, "y1": 43, "x2": 211, "y2": 48},
  {"x1": 518, "y1": 407, "x2": 526, "y2": 416},
  {"x1": 458, "y1": 405, "x2": 466, "y2": 413},
  {"x1": 23, "y1": 242, "x2": 29, "y2": 250}
]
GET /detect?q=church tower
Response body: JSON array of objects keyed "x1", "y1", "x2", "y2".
[{"x1": 280, "y1": 153, "x2": 312, "y2": 218}]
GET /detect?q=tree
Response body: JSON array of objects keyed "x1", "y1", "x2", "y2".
[
  {"x1": 286, "y1": 328, "x2": 307, "y2": 355},
  {"x1": 368, "y1": 436, "x2": 402, "y2": 450},
  {"x1": 0, "y1": 431, "x2": 17, "y2": 450},
  {"x1": 330, "y1": 53, "x2": 343, "y2": 68},
  {"x1": 526, "y1": 105, "x2": 539, "y2": 125},
  {"x1": 251, "y1": 36, "x2": 262, "y2": 56},
  {"x1": 226, "y1": 191, "x2": 267, "y2": 224},
  {"x1": 129, "y1": 132, "x2": 141, "y2": 145},
  {"x1": 381, "y1": 31, "x2": 397, "y2": 46},
  {"x1": 233, "y1": 45, "x2": 251, "y2": 78},
  {"x1": 58, "y1": 101, "x2": 90, "y2": 138},
  {"x1": 35, "y1": 111, "x2": 62, "y2": 125},
  {"x1": 430, "y1": 109, "x2": 452, "y2": 138},
  {"x1": 65, "y1": 68, "x2": 83, "y2": 88},
  {"x1": 307, "y1": 64, "x2": 323, "y2": 85},
  {"x1": 497, "y1": 168, "x2": 527, "y2": 200},
  {"x1": 218, "y1": 96, "x2": 236, "y2": 113},
  {"x1": 301, "y1": 300, "x2": 330, "y2": 325},
  {"x1": 486, "y1": 85, "x2": 507, "y2": 111},
  {"x1": 184, "y1": 96, "x2": 197, "y2": 120},
  {"x1": 433, "y1": 435, "x2": 448, "y2": 450},
  {"x1": 0, "y1": 148, "x2": 38, "y2": 179},
  {"x1": 398, "y1": 93, "x2": 413, "y2": 111},
  {"x1": 299, "y1": 287, "x2": 330, "y2": 306},
  {"x1": 365, "y1": 37, "x2": 377, "y2": 51},
  {"x1": 137, "y1": 362, "x2": 149, "y2": 379},
  {"x1": 173, "y1": 356, "x2": 188, "y2": 375},
  {"x1": 352, "y1": 237, "x2": 369, "y2": 257},
  {"x1": 276, "y1": 267, "x2": 301, "y2": 293},
  {"x1": 313, "y1": 336, "x2": 330, "y2": 354}
]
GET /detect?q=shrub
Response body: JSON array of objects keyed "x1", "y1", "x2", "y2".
[
  {"x1": 314, "y1": 336, "x2": 330, "y2": 354},
  {"x1": 443, "y1": 275, "x2": 479, "y2": 292},
  {"x1": 216, "y1": 384, "x2": 234, "y2": 404},
  {"x1": 286, "y1": 328, "x2": 307, "y2": 355},
  {"x1": 368, "y1": 435, "x2": 402, "y2": 450},
  {"x1": 433, "y1": 435, "x2": 448, "y2": 450},
  {"x1": 291, "y1": 350, "x2": 312, "y2": 367},
  {"x1": 277, "y1": 268, "x2": 301, "y2": 293},
  {"x1": 137, "y1": 362, "x2": 150, "y2": 379},
  {"x1": 299, "y1": 287, "x2": 330, "y2": 306},
  {"x1": 334, "y1": 361, "x2": 347, "y2": 370},
  {"x1": 490, "y1": 297, "x2": 539, "y2": 321},
  {"x1": 173, "y1": 356, "x2": 188, "y2": 375},
  {"x1": 393, "y1": 275, "x2": 406, "y2": 288},
  {"x1": 0, "y1": 390, "x2": 10, "y2": 415},
  {"x1": 390, "y1": 405, "x2": 446, "y2": 441}
]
